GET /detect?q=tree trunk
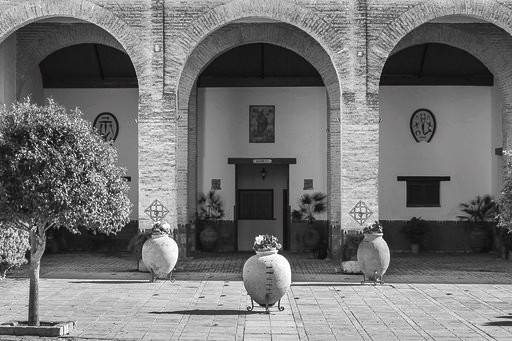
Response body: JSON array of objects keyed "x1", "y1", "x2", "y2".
[{"x1": 28, "y1": 227, "x2": 46, "y2": 326}]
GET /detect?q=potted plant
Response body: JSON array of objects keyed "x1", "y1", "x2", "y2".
[
  {"x1": 197, "y1": 190, "x2": 224, "y2": 251},
  {"x1": 457, "y1": 195, "x2": 496, "y2": 253},
  {"x1": 291, "y1": 192, "x2": 326, "y2": 255},
  {"x1": 141, "y1": 222, "x2": 179, "y2": 282},
  {"x1": 401, "y1": 217, "x2": 427, "y2": 254},
  {"x1": 242, "y1": 234, "x2": 291, "y2": 313},
  {"x1": 357, "y1": 221, "x2": 390, "y2": 284}
]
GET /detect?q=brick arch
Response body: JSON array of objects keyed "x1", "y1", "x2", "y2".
[
  {"x1": 17, "y1": 23, "x2": 125, "y2": 97},
  {"x1": 175, "y1": 23, "x2": 341, "y2": 237},
  {"x1": 0, "y1": 0, "x2": 149, "y2": 87},
  {"x1": 174, "y1": 0, "x2": 342, "y2": 104},
  {"x1": 391, "y1": 24, "x2": 512, "y2": 102},
  {"x1": 387, "y1": 23, "x2": 512, "y2": 151},
  {"x1": 177, "y1": 23, "x2": 340, "y2": 110},
  {"x1": 0, "y1": 0, "x2": 150, "y2": 222},
  {"x1": 370, "y1": 0, "x2": 512, "y2": 92}
]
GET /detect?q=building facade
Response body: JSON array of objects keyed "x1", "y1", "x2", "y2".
[{"x1": 0, "y1": 0, "x2": 510, "y2": 257}]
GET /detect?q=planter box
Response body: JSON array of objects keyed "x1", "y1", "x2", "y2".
[{"x1": 0, "y1": 321, "x2": 75, "y2": 337}]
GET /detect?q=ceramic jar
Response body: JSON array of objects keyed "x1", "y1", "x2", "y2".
[
  {"x1": 142, "y1": 233, "x2": 179, "y2": 280},
  {"x1": 357, "y1": 233, "x2": 390, "y2": 282},
  {"x1": 242, "y1": 250, "x2": 291, "y2": 307},
  {"x1": 199, "y1": 225, "x2": 218, "y2": 251}
]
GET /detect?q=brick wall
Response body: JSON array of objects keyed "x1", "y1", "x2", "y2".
[{"x1": 2, "y1": 0, "x2": 512, "y2": 257}]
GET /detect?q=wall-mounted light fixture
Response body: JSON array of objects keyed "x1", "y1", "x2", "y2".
[{"x1": 260, "y1": 167, "x2": 267, "y2": 180}]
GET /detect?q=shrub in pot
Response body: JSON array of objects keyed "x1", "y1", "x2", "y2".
[
  {"x1": 243, "y1": 234, "x2": 290, "y2": 312},
  {"x1": 357, "y1": 221, "x2": 390, "y2": 283},
  {"x1": 401, "y1": 217, "x2": 427, "y2": 254},
  {"x1": 457, "y1": 195, "x2": 496, "y2": 253},
  {"x1": 291, "y1": 192, "x2": 326, "y2": 257},
  {"x1": 197, "y1": 190, "x2": 224, "y2": 251}
]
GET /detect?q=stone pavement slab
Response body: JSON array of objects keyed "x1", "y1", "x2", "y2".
[
  {"x1": 2, "y1": 278, "x2": 512, "y2": 340},
  {"x1": 2, "y1": 252, "x2": 512, "y2": 340}
]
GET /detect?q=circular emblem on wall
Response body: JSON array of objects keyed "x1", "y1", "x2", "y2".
[
  {"x1": 93, "y1": 112, "x2": 119, "y2": 142},
  {"x1": 410, "y1": 109, "x2": 436, "y2": 143}
]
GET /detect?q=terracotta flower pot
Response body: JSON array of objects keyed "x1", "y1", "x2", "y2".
[
  {"x1": 302, "y1": 225, "x2": 320, "y2": 251},
  {"x1": 469, "y1": 223, "x2": 491, "y2": 253},
  {"x1": 242, "y1": 249, "x2": 291, "y2": 309},
  {"x1": 142, "y1": 233, "x2": 178, "y2": 281},
  {"x1": 357, "y1": 233, "x2": 390, "y2": 283},
  {"x1": 199, "y1": 225, "x2": 218, "y2": 251}
]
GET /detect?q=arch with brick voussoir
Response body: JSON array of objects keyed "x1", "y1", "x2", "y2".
[
  {"x1": 370, "y1": 0, "x2": 512, "y2": 90},
  {"x1": 0, "y1": 0, "x2": 149, "y2": 85},
  {"x1": 175, "y1": 0, "x2": 344, "y2": 110},
  {"x1": 175, "y1": 19, "x2": 343, "y2": 254},
  {"x1": 16, "y1": 23, "x2": 125, "y2": 100},
  {"x1": 0, "y1": 0, "x2": 150, "y2": 222},
  {"x1": 371, "y1": 0, "x2": 512, "y2": 153}
]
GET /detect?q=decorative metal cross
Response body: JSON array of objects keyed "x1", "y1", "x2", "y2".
[
  {"x1": 144, "y1": 199, "x2": 169, "y2": 222},
  {"x1": 349, "y1": 201, "x2": 373, "y2": 226}
]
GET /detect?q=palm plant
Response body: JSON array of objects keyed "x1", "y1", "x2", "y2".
[
  {"x1": 457, "y1": 195, "x2": 496, "y2": 223},
  {"x1": 292, "y1": 192, "x2": 327, "y2": 224},
  {"x1": 198, "y1": 190, "x2": 225, "y2": 221}
]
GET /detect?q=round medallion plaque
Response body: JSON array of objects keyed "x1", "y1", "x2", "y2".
[
  {"x1": 410, "y1": 109, "x2": 436, "y2": 143},
  {"x1": 93, "y1": 112, "x2": 119, "y2": 142}
]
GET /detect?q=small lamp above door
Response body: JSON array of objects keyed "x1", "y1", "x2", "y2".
[{"x1": 260, "y1": 167, "x2": 267, "y2": 180}]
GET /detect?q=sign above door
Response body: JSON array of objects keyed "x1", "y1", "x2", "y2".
[{"x1": 228, "y1": 158, "x2": 296, "y2": 165}]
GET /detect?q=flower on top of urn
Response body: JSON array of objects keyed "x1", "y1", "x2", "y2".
[
  {"x1": 152, "y1": 222, "x2": 171, "y2": 235},
  {"x1": 253, "y1": 234, "x2": 282, "y2": 252},
  {"x1": 362, "y1": 221, "x2": 384, "y2": 234}
]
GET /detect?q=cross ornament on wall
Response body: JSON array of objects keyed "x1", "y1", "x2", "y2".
[
  {"x1": 144, "y1": 199, "x2": 169, "y2": 222},
  {"x1": 349, "y1": 201, "x2": 373, "y2": 226}
]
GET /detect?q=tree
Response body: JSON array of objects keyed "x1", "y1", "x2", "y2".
[{"x1": 0, "y1": 99, "x2": 131, "y2": 326}]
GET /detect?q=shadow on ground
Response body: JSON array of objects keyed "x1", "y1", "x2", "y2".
[{"x1": 149, "y1": 309, "x2": 264, "y2": 315}]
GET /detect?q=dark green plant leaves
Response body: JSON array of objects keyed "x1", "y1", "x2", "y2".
[{"x1": 0, "y1": 98, "x2": 131, "y2": 235}]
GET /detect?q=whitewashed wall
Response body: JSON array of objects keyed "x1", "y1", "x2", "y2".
[
  {"x1": 0, "y1": 35, "x2": 16, "y2": 106},
  {"x1": 379, "y1": 85, "x2": 501, "y2": 221},
  {"x1": 197, "y1": 87, "x2": 328, "y2": 220},
  {"x1": 44, "y1": 88, "x2": 139, "y2": 220}
]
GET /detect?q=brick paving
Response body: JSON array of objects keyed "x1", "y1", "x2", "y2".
[
  {"x1": 1, "y1": 252, "x2": 512, "y2": 340},
  {"x1": 9, "y1": 251, "x2": 512, "y2": 283}
]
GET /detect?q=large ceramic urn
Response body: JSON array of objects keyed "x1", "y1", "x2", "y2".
[
  {"x1": 357, "y1": 233, "x2": 390, "y2": 283},
  {"x1": 243, "y1": 249, "x2": 291, "y2": 309},
  {"x1": 142, "y1": 233, "x2": 179, "y2": 281}
]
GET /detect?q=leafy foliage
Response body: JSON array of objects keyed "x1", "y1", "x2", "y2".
[
  {"x1": 0, "y1": 99, "x2": 131, "y2": 235},
  {"x1": 401, "y1": 217, "x2": 427, "y2": 244},
  {"x1": 457, "y1": 195, "x2": 496, "y2": 223},
  {"x1": 198, "y1": 190, "x2": 224, "y2": 221},
  {"x1": 363, "y1": 221, "x2": 383, "y2": 234},
  {"x1": 0, "y1": 223, "x2": 29, "y2": 279},
  {"x1": 291, "y1": 192, "x2": 327, "y2": 224},
  {"x1": 498, "y1": 154, "x2": 512, "y2": 245},
  {"x1": 253, "y1": 234, "x2": 282, "y2": 252}
]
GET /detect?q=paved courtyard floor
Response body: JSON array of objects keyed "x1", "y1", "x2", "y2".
[{"x1": 1, "y1": 252, "x2": 512, "y2": 340}]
